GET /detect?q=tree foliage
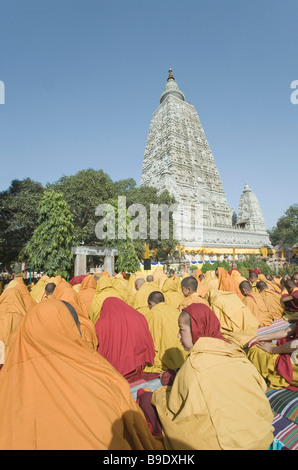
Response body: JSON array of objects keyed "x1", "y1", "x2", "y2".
[
  {"x1": 0, "y1": 178, "x2": 44, "y2": 267},
  {"x1": 269, "y1": 204, "x2": 298, "y2": 246},
  {"x1": 21, "y1": 190, "x2": 74, "y2": 277}
]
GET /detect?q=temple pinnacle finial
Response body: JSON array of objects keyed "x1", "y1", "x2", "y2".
[{"x1": 167, "y1": 68, "x2": 175, "y2": 81}]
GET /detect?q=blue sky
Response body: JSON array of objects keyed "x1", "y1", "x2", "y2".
[{"x1": 0, "y1": 0, "x2": 297, "y2": 230}]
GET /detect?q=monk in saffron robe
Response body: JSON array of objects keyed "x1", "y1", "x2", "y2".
[
  {"x1": 0, "y1": 287, "x2": 27, "y2": 361},
  {"x1": 256, "y1": 281, "x2": 284, "y2": 319},
  {"x1": 281, "y1": 279, "x2": 298, "y2": 321},
  {"x1": 258, "y1": 274, "x2": 281, "y2": 294},
  {"x1": 216, "y1": 267, "x2": 244, "y2": 300},
  {"x1": 144, "y1": 304, "x2": 274, "y2": 450},
  {"x1": 179, "y1": 276, "x2": 209, "y2": 312},
  {"x1": 143, "y1": 291, "x2": 187, "y2": 374},
  {"x1": 131, "y1": 278, "x2": 161, "y2": 319},
  {"x1": 29, "y1": 275, "x2": 50, "y2": 302},
  {"x1": 53, "y1": 281, "x2": 98, "y2": 352},
  {"x1": 239, "y1": 280, "x2": 275, "y2": 327},
  {"x1": 162, "y1": 276, "x2": 184, "y2": 310},
  {"x1": 152, "y1": 267, "x2": 168, "y2": 290},
  {"x1": 6, "y1": 277, "x2": 36, "y2": 312},
  {"x1": 95, "y1": 297, "x2": 155, "y2": 383},
  {"x1": 89, "y1": 276, "x2": 124, "y2": 324},
  {"x1": 201, "y1": 270, "x2": 219, "y2": 290},
  {"x1": 0, "y1": 299, "x2": 164, "y2": 450},
  {"x1": 206, "y1": 288, "x2": 258, "y2": 348},
  {"x1": 77, "y1": 275, "x2": 97, "y2": 318},
  {"x1": 248, "y1": 321, "x2": 298, "y2": 390},
  {"x1": 248, "y1": 271, "x2": 259, "y2": 293}
]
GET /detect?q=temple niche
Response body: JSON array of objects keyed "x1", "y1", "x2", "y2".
[{"x1": 140, "y1": 69, "x2": 271, "y2": 257}]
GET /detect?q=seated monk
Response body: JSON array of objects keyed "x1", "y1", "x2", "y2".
[
  {"x1": 258, "y1": 274, "x2": 281, "y2": 294},
  {"x1": 216, "y1": 267, "x2": 244, "y2": 300},
  {"x1": 201, "y1": 270, "x2": 218, "y2": 290},
  {"x1": 248, "y1": 271, "x2": 259, "y2": 293},
  {"x1": 162, "y1": 276, "x2": 184, "y2": 310},
  {"x1": 206, "y1": 288, "x2": 258, "y2": 349},
  {"x1": 77, "y1": 275, "x2": 97, "y2": 318},
  {"x1": 247, "y1": 321, "x2": 298, "y2": 390},
  {"x1": 89, "y1": 276, "x2": 124, "y2": 324},
  {"x1": 53, "y1": 282, "x2": 98, "y2": 352},
  {"x1": 239, "y1": 280, "x2": 275, "y2": 327},
  {"x1": 256, "y1": 281, "x2": 284, "y2": 320},
  {"x1": 44, "y1": 282, "x2": 56, "y2": 300},
  {"x1": 152, "y1": 267, "x2": 168, "y2": 290},
  {"x1": 143, "y1": 292, "x2": 188, "y2": 374},
  {"x1": 179, "y1": 276, "x2": 209, "y2": 312},
  {"x1": 5, "y1": 277, "x2": 36, "y2": 312},
  {"x1": 0, "y1": 287, "x2": 27, "y2": 362},
  {"x1": 95, "y1": 297, "x2": 156, "y2": 383},
  {"x1": 131, "y1": 278, "x2": 161, "y2": 319},
  {"x1": 282, "y1": 279, "x2": 298, "y2": 321},
  {"x1": 139, "y1": 304, "x2": 274, "y2": 450},
  {"x1": 0, "y1": 298, "x2": 164, "y2": 450}
]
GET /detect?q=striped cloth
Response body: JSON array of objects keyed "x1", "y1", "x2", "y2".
[
  {"x1": 271, "y1": 413, "x2": 298, "y2": 450},
  {"x1": 266, "y1": 388, "x2": 298, "y2": 450},
  {"x1": 266, "y1": 388, "x2": 298, "y2": 424},
  {"x1": 257, "y1": 317, "x2": 291, "y2": 336}
]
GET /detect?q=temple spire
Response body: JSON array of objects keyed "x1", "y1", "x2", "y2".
[{"x1": 167, "y1": 68, "x2": 175, "y2": 81}]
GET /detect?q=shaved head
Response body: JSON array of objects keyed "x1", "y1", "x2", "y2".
[
  {"x1": 135, "y1": 278, "x2": 145, "y2": 290},
  {"x1": 181, "y1": 276, "x2": 198, "y2": 293}
]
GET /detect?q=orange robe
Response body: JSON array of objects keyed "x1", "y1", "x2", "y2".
[
  {"x1": 77, "y1": 275, "x2": 97, "y2": 318},
  {"x1": 53, "y1": 282, "x2": 98, "y2": 352},
  {"x1": 6, "y1": 277, "x2": 36, "y2": 312},
  {"x1": 0, "y1": 299, "x2": 164, "y2": 450},
  {"x1": 217, "y1": 267, "x2": 244, "y2": 301},
  {"x1": 0, "y1": 287, "x2": 27, "y2": 361}
]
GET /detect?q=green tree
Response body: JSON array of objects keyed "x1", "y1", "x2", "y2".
[
  {"x1": 269, "y1": 204, "x2": 298, "y2": 246},
  {"x1": 115, "y1": 241, "x2": 140, "y2": 273},
  {"x1": 48, "y1": 169, "x2": 115, "y2": 244},
  {"x1": 22, "y1": 190, "x2": 74, "y2": 277},
  {"x1": 0, "y1": 178, "x2": 44, "y2": 267}
]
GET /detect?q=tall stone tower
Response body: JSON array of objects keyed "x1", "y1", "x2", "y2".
[
  {"x1": 140, "y1": 69, "x2": 234, "y2": 230},
  {"x1": 140, "y1": 69, "x2": 271, "y2": 252}
]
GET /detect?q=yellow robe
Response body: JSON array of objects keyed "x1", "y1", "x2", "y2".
[
  {"x1": 248, "y1": 345, "x2": 298, "y2": 389},
  {"x1": 260, "y1": 290, "x2": 284, "y2": 319},
  {"x1": 143, "y1": 302, "x2": 188, "y2": 373},
  {"x1": 131, "y1": 281, "x2": 161, "y2": 319},
  {"x1": 206, "y1": 289, "x2": 259, "y2": 348},
  {"x1": 242, "y1": 292, "x2": 275, "y2": 327},
  {"x1": 179, "y1": 292, "x2": 209, "y2": 313},
  {"x1": 152, "y1": 337, "x2": 274, "y2": 450},
  {"x1": 89, "y1": 277, "x2": 124, "y2": 324},
  {"x1": 201, "y1": 271, "x2": 219, "y2": 290},
  {"x1": 162, "y1": 277, "x2": 184, "y2": 311}
]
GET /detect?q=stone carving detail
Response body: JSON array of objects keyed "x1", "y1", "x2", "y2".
[{"x1": 140, "y1": 70, "x2": 271, "y2": 248}]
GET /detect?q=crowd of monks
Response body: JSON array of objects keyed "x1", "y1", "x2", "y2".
[{"x1": 0, "y1": 263, "x2": 297, "y2": 450}]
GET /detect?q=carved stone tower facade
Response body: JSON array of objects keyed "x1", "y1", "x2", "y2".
[{"x1": 140, "y1": 70, "x2": 271, "y2": 252}]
